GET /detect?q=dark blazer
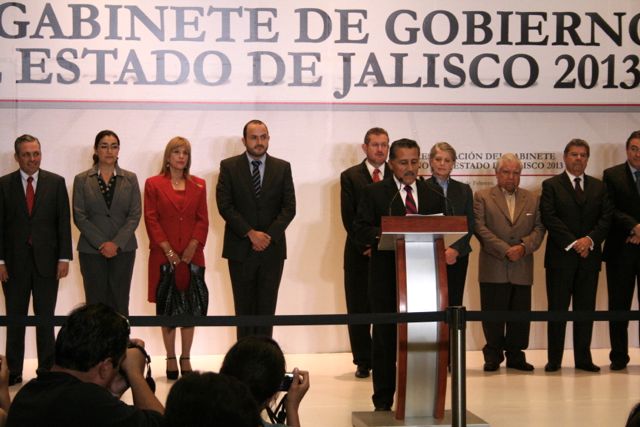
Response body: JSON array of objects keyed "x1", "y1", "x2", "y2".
[
  {"x1": 144, "y1": 174, "x2": 209, "y2": 302},
  {"x1": 73, "y1": 165, "x2": 141, "y2": 254},
  {"x1": 540, "y1": 172, "x2": 612, "y2": 271},
  {"x1": 0, "y1": 169, "x2": 72, "y2": 277},
  {"x1": 424, "y1": 176, "x2": 474, "y2": 256},
  {"x1": 340, "y1": 161, "x2": 391, "y2": 254},
  {"x1": 216, "y1": 153, "x2": 296, "y2": 262},
  {"x1": 354, "y1": 178, "x2": 443, "y2": 254},
  {"x1": 602, "y1": 163, "x2": 640, "y2": 260}
]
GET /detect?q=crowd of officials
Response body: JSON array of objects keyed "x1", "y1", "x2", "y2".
[{"x1": 0, "y1": 122, "x2": 639, "y2": 422}]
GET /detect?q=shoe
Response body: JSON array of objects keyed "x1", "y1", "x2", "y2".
[
  {"x1": 180, "y1": 356, "x2": 193, "y2": 376},
  {"x1": 8, "y1": 374, "x2": 22, "y2": 386},
  {"x1": 166, "y1": 357, "x2": 179, "y2": 380},
  {"x1": 610, "y1": 361, "x2": 627, "y2": 371},
  {"x1": 355, "y1": 365, "x2": 370, "y2": 378},
  {"x1": 544, "y1": 363, "x2": 560, "y2": 372},
  {"x1": 374, "y1": 404, "x2": 392, "y2": 411},
  {"x1": 506, "y1": 361, "x2": 534, "y2": 371},
  {"x1": 575, "y1": 363, "x2": 600, "y2": 372},
  {"x1": 483, "y1": 362, "x2": 500, "y2": 372}
]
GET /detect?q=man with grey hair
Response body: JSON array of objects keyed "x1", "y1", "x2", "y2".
[
  {"x1": 0, "y1": 134, "x2": 72, "y2": 385},
  {"x1": 473, "y1": 153, "x2": 546, "y2": 371}
]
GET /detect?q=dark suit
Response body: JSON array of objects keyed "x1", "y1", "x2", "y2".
[
  {"x1": 540, "y1": 172, "x2": 612, "y2": 367},
  {"x1": 216, "y1": 153, "x2": 296, "y2": 339},
  {"x1": 340, "y1": 161, "x2": 391, "y2": 370},
  {"x1": 0, "y1": 169, "x2": 72, "y2": 376},
  {"x1": 603, "y1": 163, "x2": 640, "y2": 366},
  {"x1": 354, "y1": 177, "x2": 442, "y2": 408},
  {"x1": 73, "y1": 165, "x2": 141, "y2": 315},
  {"x1": 424, "y1": 176, "x2": 474, "y2": 306}
]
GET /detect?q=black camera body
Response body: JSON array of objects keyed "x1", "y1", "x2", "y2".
[
  {"x1": 278, "y1": 372, "x2": 294, "y2": 391},
  {"x1": 120, "y1": 342, "x2": 156, "y2": 393}
]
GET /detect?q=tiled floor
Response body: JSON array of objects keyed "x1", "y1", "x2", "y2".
[{"x1": 10, "y1": 348, "x2": 640, "y2": 427}]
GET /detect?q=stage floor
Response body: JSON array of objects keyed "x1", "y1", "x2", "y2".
[{"x1": 10, "y1": 348, "x2": 639, "y2": 427}]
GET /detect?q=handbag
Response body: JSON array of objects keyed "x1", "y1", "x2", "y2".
[{"x1": 156, "y1": 263, "x2": 209, "y2": 317}]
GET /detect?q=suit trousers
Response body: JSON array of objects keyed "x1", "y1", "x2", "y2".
[
  {"x1": 606, "y1": 250, "x2": 640, "y2": 365},
  {"x1": 447, "y1": 255, "x2": 469, "y2": 307},
  {"x1": 228, "y1": 254, "x2": 284, "y2": 340},
  {"x1": 368, "y1": 251, "x2": 397, "y2": 408},
  {"x1": 2, "y1": 248, "x2": 58, "y2": 375},
  {"x1": 343, "y1": 248, "x2": 372, "y2": 368},
  {"x1": 546, "y1": 267, "x2": 599, "y2": 366},
  {"x1": 79, "y1": 251, "x2": 136, "y2": 316},
  {"x1": 480, "y1": 282, "x2": 531, "y2": 364}
]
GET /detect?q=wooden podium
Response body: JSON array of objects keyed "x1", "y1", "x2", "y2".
[{"x1": 353, "y1": 215, "x2": 468, "y2": 427}]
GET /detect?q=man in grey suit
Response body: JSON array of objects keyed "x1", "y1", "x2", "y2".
[
  {"x1": 541, "y1": 139, "x2": 612, "y2": 372},
  {"x1": 216, "y1": 120, "x2": 296, "y2": 340},
  {"x1": 0, "y1": 134, "x2": 72, "y2": 385},
  {"x1": 474, "y1": 153, "x2": 546, "y2": 372},
  {"x1": 340, "y1": 127, "x2": 391, "y2": 379},
  {"x1": 603, "y1": 130, "x2": 640, "y2": 370}
]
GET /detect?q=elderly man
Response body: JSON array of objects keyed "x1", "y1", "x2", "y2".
[
  {"x1": 603, "y1": 130, "x2": 640, "y2": 370},
  {"x1": 474, "y1": 153, "x2": 546, "y2": 372},
  {"x1": 541, "y1": 139, "x2": 612, "y2": 372}
]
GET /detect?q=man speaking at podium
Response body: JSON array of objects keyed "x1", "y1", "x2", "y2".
[{"x1": 354, "y1": 138, "x2": 441, "y2": 411}]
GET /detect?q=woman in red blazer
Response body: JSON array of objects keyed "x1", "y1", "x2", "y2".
[{"x1": 144, "y1": 136, "x2": 209, "y2": 379}]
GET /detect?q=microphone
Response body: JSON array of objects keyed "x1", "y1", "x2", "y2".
[
  {"x1": 387, "y1": 181, "x2": 403, "y2": 217},
  {"x1": 426, "y1": 179, "x2": 455, "y2": 215}
]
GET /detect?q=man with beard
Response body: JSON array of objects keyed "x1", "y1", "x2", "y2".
[{"x1": 216, "y1": 120, "x2": 296, "y2": 340}]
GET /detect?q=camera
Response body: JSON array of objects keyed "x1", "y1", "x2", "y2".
[
  {"x1": 278, "y1": 372, "x2": 294, "y2": 391},
  {"x1": 119, "y1": 342, "x2": 156, "y2": 393}
]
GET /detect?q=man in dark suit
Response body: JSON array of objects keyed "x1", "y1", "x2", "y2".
[
  {"x1": 0, "y1": 134, "x2": 72, "y2": 385},
  {"x1": 474, "y1": 153, "x2": 546, "y2": 372},
  {"x1": 603, "y1": 130, "x2": 640, "y2": 370},
  {"x1": 540, "y1": 138, "x2": 612, "y2": 373},
  {"x1": 340, "y1": 127, "x2": 391, "y2": 379},
  {"x1": 354, "y1": 138, "x2": 442, "y2": 411},
  {"x1": 216, "y1": 120, "x2": 296, "y2": 340}
]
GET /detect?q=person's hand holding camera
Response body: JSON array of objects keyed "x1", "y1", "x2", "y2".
[{"x1": 284, "y1": 367, "x2": 310, "y2": 427}]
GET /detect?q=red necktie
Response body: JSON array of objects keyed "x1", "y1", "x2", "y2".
[
  {"x1": 26, "y1": 176, "x2": 35, "y2": 216},
  {"x1": 372, "y1": 168, "x2": 381, "y2": 183},
  {"x1": 404, "y1": 185, "x2": 417, "y2": 214}
]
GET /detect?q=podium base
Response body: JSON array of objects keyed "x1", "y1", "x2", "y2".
[{"x1": 352, "y1": 410, "x2": 489, "y2": 427}]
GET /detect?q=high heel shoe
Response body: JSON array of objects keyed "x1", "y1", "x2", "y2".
[
  {"x1": 166, "y1": 356, "x2": 179, "y2": 380},
  {"x1": 180, "y1": 356, "x2": 193, "y2": 376}
]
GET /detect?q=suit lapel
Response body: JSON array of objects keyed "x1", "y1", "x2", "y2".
[
  {"x1": 490, "y1": 186, "x2": 512, "y2": 223},
  {"x1": 513, "y1": 190, "x2": 527, "y2": 222},
  {"x1": 157, "y1": 175, "x2": 182, "y2": 211},
  {"x1": 11, "y1": 171, "x2": 29, "y2": 216},
  {"x1": 559, "y1": 173, "x2": 583, "y2": 205},
  {"x1": 238, "y1": 154, "x2": 258, "y2": 202},
  {"x1": 109, "y1": 166, "x2": 125, "y2": 212},
  {"x1": 358, "y1": 161, "x2": 372, "y2": 185},
  {"x1": 32, "y1": 170, "x2": 49, "y2": 217},
  {"x1": 88, "y1": 168, "x2": 109, "y2": 214},
  {"x1": 624, "y1": 165, "x2": 640, "y2": 202},
  {"x1": 385, "y1": 179, "x2": 405, "y2": 216}
]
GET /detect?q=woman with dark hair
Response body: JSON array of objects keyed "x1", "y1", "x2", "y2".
[
  {"x1": 144, "y1": 136, "x2": 209, "y2": 380},
  {"x1": 73, "y1": 130, "x2": 141, "y2": 316}
]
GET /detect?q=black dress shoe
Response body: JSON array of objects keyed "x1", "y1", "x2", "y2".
[
  {"x1": 374, "y1": 404, "x2": 392, "y2": 411},
  {"x1": 507, "y1": 361, "x2": 534, "y2": 371},
  {"x1": 483, "y1": 362, "x2": 500, "y2": 372},
  {"x1": 575, "y1": 363, "x2": 600, "y2": 372},
  {"x1": 355, "y1": 365, "x2": 370, "y2": 378},
  {"x1": 8, "y1": 374, "x2": 22, "y2": 386},
  {"x1": 610, "y1": 361, "x2": 627, "y2": 371},
  {"x1": 544, "y1": 363, "x2": 560, "y2": 372}
]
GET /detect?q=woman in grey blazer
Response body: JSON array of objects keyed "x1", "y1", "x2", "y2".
[{"x1": 73, "y1": 130, "x2": 142, "y2": 315}]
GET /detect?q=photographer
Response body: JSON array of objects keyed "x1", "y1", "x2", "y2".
[
  {"x1": 220, "y1": 336, "x2": 310, "y2": 427},
  {"x1": 7, "y1": 304, "x2": 163, "y2": 427}
]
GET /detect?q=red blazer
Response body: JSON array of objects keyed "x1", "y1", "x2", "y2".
[{"x1": 144, "y1": 174, "x2": 209, "y2": 302}]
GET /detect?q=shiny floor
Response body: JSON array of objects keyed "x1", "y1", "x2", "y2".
[{"x1": 11, "y1": 348, "x2": 640, "y2": 427}]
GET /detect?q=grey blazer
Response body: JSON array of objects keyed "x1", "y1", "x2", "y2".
[
  {"x1": 73, "y1": 165, "x2": 141, "y2": 254},
  {"x1": 473, "y1": 185, "x2": 546, "y2": 285}
]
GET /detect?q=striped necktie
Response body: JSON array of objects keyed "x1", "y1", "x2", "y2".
[
  {"x1": 404, "y1": 185, "x2": 417, "y2": 214},
  {"x1": 251, "y1": 160, "x2": 262, "y2": 197}
]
